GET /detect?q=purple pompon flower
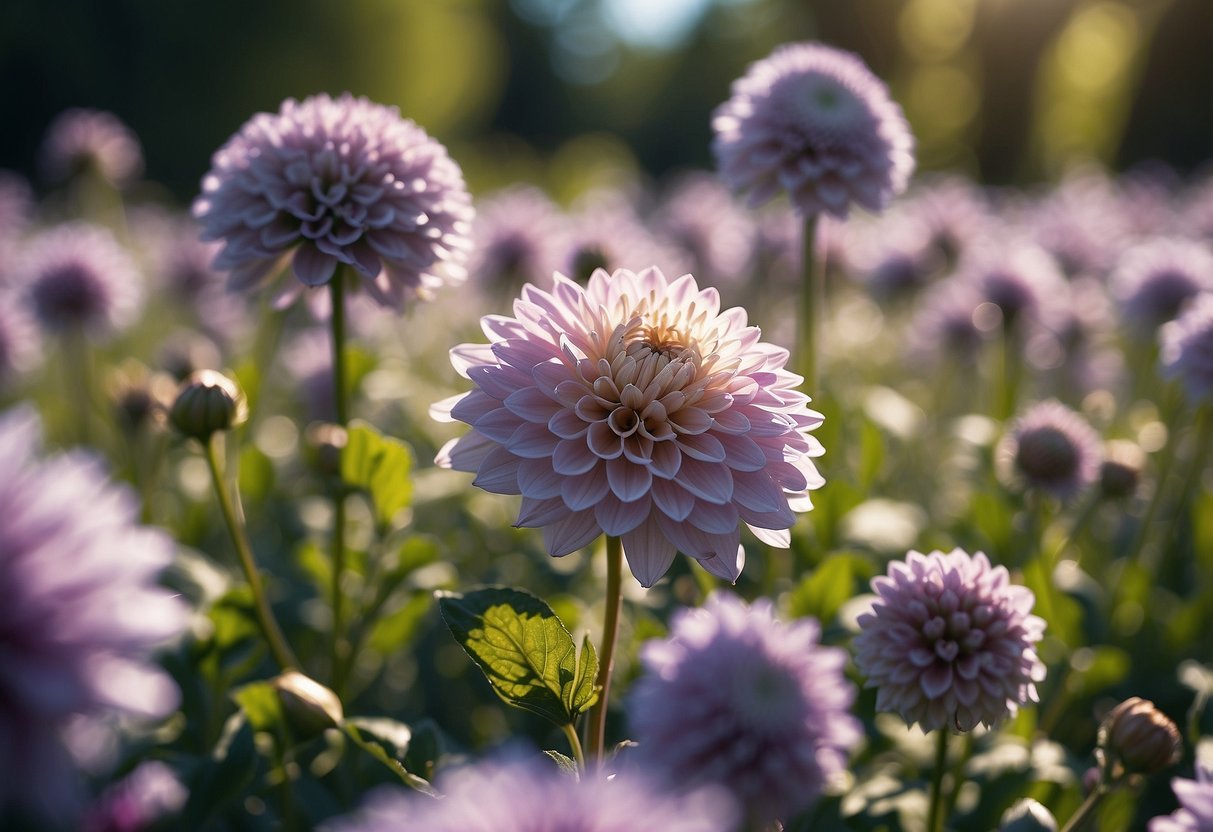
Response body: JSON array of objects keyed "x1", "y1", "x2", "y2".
[
  {"x1": 908, "y1": 279, "x2": 988, "y2": 365},
  {"x1": 193, "y1": 93, "x2": 473, "y2": 310},
  {"x1": 653, "y1": 173, "x2": 755, "y2": 286},
  {"x1": 326, "y1": 755, "x2": 737, "y2": 832},
  {"x1": 563, "y1": 188, "x2": 691, "y2": 283},
  {"x1": 854, "y1": 548, "x2": 1046, "y2": 732},
  {"x1": 16, "y1": 223, "x2": 143, "y2": 339},
  {"x1": 958, "y1": 242, "x2": 1067, "y2": 332},
  {"x1": 1162, "y1": 292, "x2": 1213, "y2": 403},
  {"x1": 0, "y1": 292, "x2": 41, "y2": 385},
  {"x1": 40, "y1": 108, "x2": 144, "y2": 185},
  {"x1": 468, "y1": 185, "x2": 569, "y2": 295},
  {"x1": 83, "y1": 761, "x2": 187, "y2": 832},
  {"x1": 0, "y1": 407, "x2": 187, "y2": 822},
  {"x1": 1026, "y1": 168, "x2": 1132, "y2": 278},
  {"x1": 850, "y1": 216, "x2": 938, "y2": 300},
  {"x1": 1111, "y1": 238, "x2": 1213, "y2": 334},
  {"x1": 712, "y1": 41, "x2": 914, "y2": 218},
  {"x1": 629, "y1": 591, "x2": 860, "y2": 823},
  {"x1": 1150, "y1": 757, "x2": 1213, "y2": 832},
  {"x1": 997, "y1": 400, "x2": 1103, "y2": 501},
  {"x1": 432, "y1": 266, "x2": 824, "y2": 587},
  {"x1": 0, "y1": 170, "x2": 33, "y2": 251},
  {"x1": 902, "y1": 175, "x2": 992, "y2": 266}
]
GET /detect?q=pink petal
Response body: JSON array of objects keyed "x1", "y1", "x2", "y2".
[
  {"x1": 731, "y1": 469, "x2": 788, "y2": 513},
  {"x1": 468, "y1": 364, "x2": 532, "y2": 401},
  {"x1": 517, "y1": 458, "x2": 563, "y2": 499},
  {"x1": 473, "y1": 407, "x2": 524, "y2": 443},
  {"x1": 548, "y1": 409, "x2": 589, "y2": 440},
  {"x1": 677, "y1": 431, "x2": 726, "y2": 462},
  {"x1": 718, "y1": 432, "x2": 767, "y2": 471},
  {"x1": 506, "y1": 422, "x2": 561, "y2": 458},
  {"x1": 697, "y1": 544, "x2": 745, "y2": 583},
  {"x1": 673, "y1": 457, "x2": 733, "y2": 504},
  {"x1": 687, "y1": 499, "x2": 739, "y2": 534},
  {"x1": 553, "y1": 438, "x2": 599, "y2": 475},
  {"x1": 504, "y1": 386, "x2": 562, "y2": 423},
  {"x1": 651, "y1": 477, "x2": 695, "y2": 521},
  {"x1": 621, "y1": 516, "x2": 678, "y2": 587},
  {"x1": 920, "y1": 662, "x2": 954, "y2": 700},
  {"x1": 746, "y1": 524, "x2": 791, "y2": 547},
  {"x1": 649, "y1": 441, "x2": 682, "y2": 479},
  {"x1": 292, "y1": 244, "x2": 338, "y2": 286},
  {"x1": 435, "y1": 432, "x2": 495, "y2": 472},
  {"x1": 471, "y1": 446, "x2": 522, "y2": 495},
  {"x1": 563, "y1": 465, "x2": 610, "y2": 510},
  {"x1": 594, "y1": 493, "x2": 650, "y2": 536},
  {"x1": 516, "y1": 495, "x2": 569, "y2": 527},
  {"x1": 543, "y1": 510, "x2": 602, "y2": 556},
  {"x1": 606, "y1": 457, "x2": 653, "y2": 502}
]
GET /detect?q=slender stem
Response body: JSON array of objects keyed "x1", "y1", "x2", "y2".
[
  {"x1": 204, "y1": 436, "x2": 298, "y2": 671},
  {"x1": 561, "y1": 723, "x2": 587, "y2": 771},
  {"x1": 926, "y1": 730, "x2": 950, "y2": 832},
  {"x1": 798, "y1": 215, "x2": 821, "y2": 392},
  {"x1": 996, "y1": 323, "x2": 1022, "y2": 421},
  {"x1": 1144, "y1": 404, "x2": 1213, "y2": 576},
  {"x1": 329, "y1": 272, "x2": 350, "y2": 689},
  {"x1": 1122, "y1": 390, "x2": 1184, "y2": 574},
  {"x1": 585, "y1": 536, "x2": 624, "y2": 767},
  {"x1": 65, "y1": 329, "x2": 95, "y2": 447},
  {"x1": 1054, "y1": 491, "x2": 1101, "y2": 567},
  {"x1": 1059, "y1": 786, "x2": 1105, "y2": 832},
  {"x1": 940, "y1": 732, "x2": 973, "y2": 824}
]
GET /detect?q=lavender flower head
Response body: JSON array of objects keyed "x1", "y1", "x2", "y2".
[
  {"x1": 327, "y1": 755, "x2": 736, "y2": 831},
  {"x1": 653, "y1": 173, "x2": 755, "y2": 286},
  {"x1": 712, "y1": 41, "x2": 914, "y2": 218},
  {"x1": 629, "y1": 591, "x2": 860, "y2": 823},
  {"x1": 1150, "y1": 756, "x2": 1213, "y2": 832},
  {"x1": 563, "y1": 188, "x2": 690, "y2": 282},
  {"x1": 433, "y1": 266, "x2": 824, "y2": 587},
  {"x1": 0, "y1": 170, "x2": 33, "y2": 252},
  {"x1": 17, "y1": 223, "x2": 143, "y2": 339},
  {"x1": 193, "y1": 93, "x2": 473, "y2": 310},
  {"x1": 40, "y1": 108, "x2": 144, "y2": 185},
  {"x1": 1162, "y1": 292, "x2": 1213, "y2": 403},
  {"x1": 0, "y1": 292, "x2": 41, "y2": 385},
  {"x1": 853, "y1": 548, "x2": 1046, "y2": 732},
  {"x1": 908, "y1": 278, "x2": 988, "y2": 365},
  {"x1": 1111, "y1": 238, "x2": 1213, "y2": 334},
  {"x1": 959, "y1": 243, "x2": 1067, "y2": 332},
  {"x1": 468, "y1": 185, "x2": 569, "y2": 295},
  {"x1": 997, "y1": 400, "x2": 1103, "y2": 501},
  {"x1": 0, "y1": 407, "x2": 187, "y2": 822}
]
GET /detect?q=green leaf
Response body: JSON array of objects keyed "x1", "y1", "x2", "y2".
[
  {"x1": 438, "y1": 586, "x2": 600, "y2": 726},
  {"x1": 184, "y1": 712, "x2": 259, "y2": 824},
  {"x1": 341, "y1": 420, "x2": 414, "y2": 530},
  {"x1": 368, "y1": 592, "x2": 432, "y2": 655},
  {"x1": 786, "y1": 551, "x2": 873, "y2": 625},
  {"x1": 233, "y1": 680, "x2": 283, "y2": 733},
  {"x1": 543, "y1": 749, "x2": 580, "y2": 778},
  {"x1": 343, "y1": 720, "x2": 437, "y2": 797}
]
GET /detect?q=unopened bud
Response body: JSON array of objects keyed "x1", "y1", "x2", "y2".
[
  {"x1": 1099, "y1": 440, "x2": 1144, "y2": 500},
  {"x1": 999, "y1": 798, "x2": 1057, "y2": 832},
  {"x1": 304, "y1": 422, "x2": 348, "y2": 480},
  {"x1": 1098, "y1": 696, "x2": 1181, "y2": 776},
  {"x1": 273, "y1": 671, "x2": 344, "y2": 739},
  {"x1": 170, "y1": 370, "x2": 248, "y2": 442},
  {"x1": 108, "y1": 360, "x2": 175, "y2": 434}
]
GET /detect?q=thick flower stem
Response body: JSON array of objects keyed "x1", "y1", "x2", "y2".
[
  {"x1": 329, "y1": 271, "x2": 350, "y2": 689},
  {"x1": 1058, "y1": 785, "x2": 1106, "y2": 832},
  {"x1": 586, "y1": 535, "x2": 624, "y2": 768},
  {"x1": 561, "y1": 723, "x2": 587, "y2": 771},
  {"x1": 926, "y1": 730, "x2": 950, "y2": 832},
  {"x1": 798, "y1": 215, "x2": 822, "y2": 392},
  {"x1": 204, "y1": 435, "x2": 299, "y2": 671}
]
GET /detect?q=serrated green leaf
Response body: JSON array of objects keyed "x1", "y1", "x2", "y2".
[
  {"x1": 543, "y1": 749, "x2": 580, "y2": 778},
  {"x1": 787, "y1": 551, "x2": 873, "y2": 624},
  {"x1": 233, "y1": 680, "x2": 283, "y2": 733},
  {"x1": 438, "y1": 586, "x2": 598, "y2": 726},
  {"x1": 341, "y1": 420, "x2": 414, "y2": 530},
  {"x1": 343, "y1": 721, "x2": 437, "y2": 797}
]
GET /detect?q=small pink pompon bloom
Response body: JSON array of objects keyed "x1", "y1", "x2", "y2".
[
  {"x1": 432, "y1": 267, "x2": 825, "y2": 587},
  {"x1": 853, "y1": 548, "x2": 1046, "y2": 732}
]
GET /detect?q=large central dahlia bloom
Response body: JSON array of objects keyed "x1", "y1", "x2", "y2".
[
  {"x1": 193, "y1": 93, "x2": 473, "y2": 310},
  {"x1": 432, "y1": 267, "x2": 824, "y2": 586}
]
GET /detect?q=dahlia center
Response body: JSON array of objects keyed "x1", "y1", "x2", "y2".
[{"x1": 1017, "y1": 428, "x2": 1079, "y2": 480}]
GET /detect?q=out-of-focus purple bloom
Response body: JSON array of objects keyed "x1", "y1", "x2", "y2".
[
  {"x1": 903, "y1": 175, "x2": 992, "y2": 266},
  {"x1": 468, "y1": 185, "x2": 569, "y2": 295},
  {"x1": 433, "y1": 266, "x2": 824, "y2": 587},
  {"x1": 854, "y1": 548, "x2": 1046, "y2": 732},
  {"x1": 1149, "y1": 757, "x2": 1213, "y2": 832},
  {"x1": 40, "y1": 109, "x2": 144, "y2": 185},
  {"x1": 326, "y1": 755, "x2": 737, "y2": 831},
  {"x1": 82, "y1": 761, "x2": 187, "y2": 832},
  {"x1": 193, "y1": 93, "x2": 473, "y2": 310},
  {"x1": 997, "y1": 400, "x2": 1103, "y2": 501},
  {"x1": 653, "y1": 173, "x2": 755, "y2": 285},
  {"x1": 850, "y1": 216, "x2": 938, "y2": 300},
  {"x1": 629, "y1": 591, "x2": 859, "y2": 823},
  {"x1": 1111, "y1": 238, "x2": 1213, "y2": 334},
  {"x1": 712, "y1": 41, "x2": 914, "y2": 218},
  {"x1": 908, "y1": 279, "x2": 988, "y2": 365},
  {"x1": 0, "y1": 171, "x2": 33, "y2": 256},
  {"x1": 562, "y1": 188, "x2": 690, "y2": 283},
  {"x1": 0, "y1": 407, "x2": 187, "y2": 822},
  {"x1": 960, "y1": 243, "x2": 1067, "y2": 331},
  {"x1": 0, "y1": 292, "x2": 41, "y2": 385},
  {"x1": 1161, "y1": 292, "x2": 1213, "y2": 403},
  {"x1": 282, "y1": 329, "x2": 335, "y2": 422},
  {"x1": 16, "y1": 223, "x2": 143, "y2": 339},
  {"x1": 1025, "y1": 168, "x2": 1132, "y2": 278}
]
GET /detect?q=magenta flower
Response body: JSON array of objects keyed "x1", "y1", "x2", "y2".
[
  {"x1": 997, "y1": 400, "x2": 1104, "y2": 501},
  {"x1": 433, "y1": 266, "x2": 824, "y2": 586},
  {"x1": 193, "y1": 93, "x2": 473, "y2": 310},
  {"x1": 629, "y1": 591, "x2": 860, "y2": 823},
  {"x1": 712, "y1": 41, "x2": 914, "y2": 218},
  {"x1": 0, "y1": 407, "x2": 187, "y2": 821},
  {"x1": 40, "y1": 108, "x2": 144, "y2": 185},
  {"x1": 853, "y1": 548, "x2": 1046, "y2": 732},
  {"x1": 1162, "y1": 292, "x2": 1213, "y2": 403},
  {"x1": 328, "y1": 755, "x2": 736, "y2": 832},
  {"x1": 1150, "y1": 758, "x2": 1213, "y2": 832}
]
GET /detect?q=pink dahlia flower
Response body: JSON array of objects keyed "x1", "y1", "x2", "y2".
[
  {"x1": 853, "y1": 548, "x2": 1046, "y2": 732},
  {"x1": 712, "y1": 41, "x2": 914, "y2": 219},
  {"x1": 193, "y1": 93, "x2": 473, "y2": 310},
  {"x1": 432, "y1": 267, "x2": 824, "y2": 586}
]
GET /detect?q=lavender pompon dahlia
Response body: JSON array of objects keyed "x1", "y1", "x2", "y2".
[
  {"x1": 996, "y1": 400, "x2": 1103, "y2": 501},
  {"x1": 468, "y1": 185, "x2": 569, "y2": 295},
  {"x1": 1111, "y1": 238, "x2": 1213, "y2": 333},
  {"x1": 325, "y1": 755, "x2": 737, "y2": 832},
  {"x1": 629, "y1": 591, "x2": 860, "y2": 823},
  {"x1": 432, "y1": 266, "x2": 825, "y2": 587},
  {"x1": 853, "y1": 548, "x2": 1046, "y2": 732},
  {"x1": 193, "y1": 93, "x2": 473, "y2": 310},
  {"x1": 0, "y1": 407, "x2": 187, "y2": 822},
  {"x1": 40, "y1": 108, "x2": 144, "y2": 185},
  {"x1": 712, "y1": 41, "x2": 914, "y2": 218},
  {"x1": 17, "y1": 222, "x2": 143, "y2": 339},
  {"x1": 1162, "y1": 292, "x2": 1213, "y2": 403},
  {"x1": 0, "y1": 293, "x2": 41, "y2": 385},
  {"x1": 1149, "y1": 758, "x2": 1213, "y2": 832}
]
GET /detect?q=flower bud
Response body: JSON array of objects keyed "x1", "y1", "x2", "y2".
[
  {"x1": 1098, "y1": 696, "x2": 1182, "y2": 776},
  {"x1": 273, "y1": 671, "x2": 344, "y2": 740},
  {"x1": 999, "y1": 798, "x2": 1058, "y2": 832},
  {"x1": 169, "y1": 370, "x2": 248, "y2": 442},
  {"x1": 1099, "y1": 440, "x2": 1144, "y2": 500},
  {"x1": 304, "y1": 422, "x2": 348, "y2": 480},
  {"x1": 107, "y1": 359, "x2": 175, "y2": 435}
]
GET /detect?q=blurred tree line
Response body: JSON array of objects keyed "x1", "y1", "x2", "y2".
[{"x1": 0, "y1": 0, "x2": 1210, "y2": 202}]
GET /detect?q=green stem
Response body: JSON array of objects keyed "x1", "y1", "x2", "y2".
[
  {"x1": 995, "y1": 323, "x2": 1022, "y2": 421},
  {"x1": 585, "y1": 536, "x2": 624, "y2": 767},
  {"x1": 926, "y1": 730, "x2": 950, "y2": 832},
  {"x1": 798, "y1": 215, "x2": 821, "y2": 392},
  {"x1": 329, "y1": 272, "x2": 350, "y2": 689},
  {"x1": 1143, "y1": 404, "x2": 1213, "y2": 576},
  {"x1": 65, "y1": 329, "x2": 95, "y2": 447},
  {"x1": 204, "y1": 436, "x2": 298, "y2": 671},
  {"x1": 1122, "y1": 388, "x2": 1184, "y2": 575},
  {"x1": 561, "y1": 723, "x2": 587, "y2": 771},
  {"x1": 1054, "y1": 491, "x2": 1101, "y2": 567},
  {"x1": 1058, "y1": 785, "x2": 1106, "y2": 832}
]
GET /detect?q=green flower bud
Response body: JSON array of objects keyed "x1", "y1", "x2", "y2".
[
  {"x1": 1098, "y1": 696, "x2": 1181, "y2": 777},
  {"x1": 169, "y1": 370, "x2": 248, "y2": 442},
  {"x1": 273, "y1": 671, "x2": 344, "y2": 740}
]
